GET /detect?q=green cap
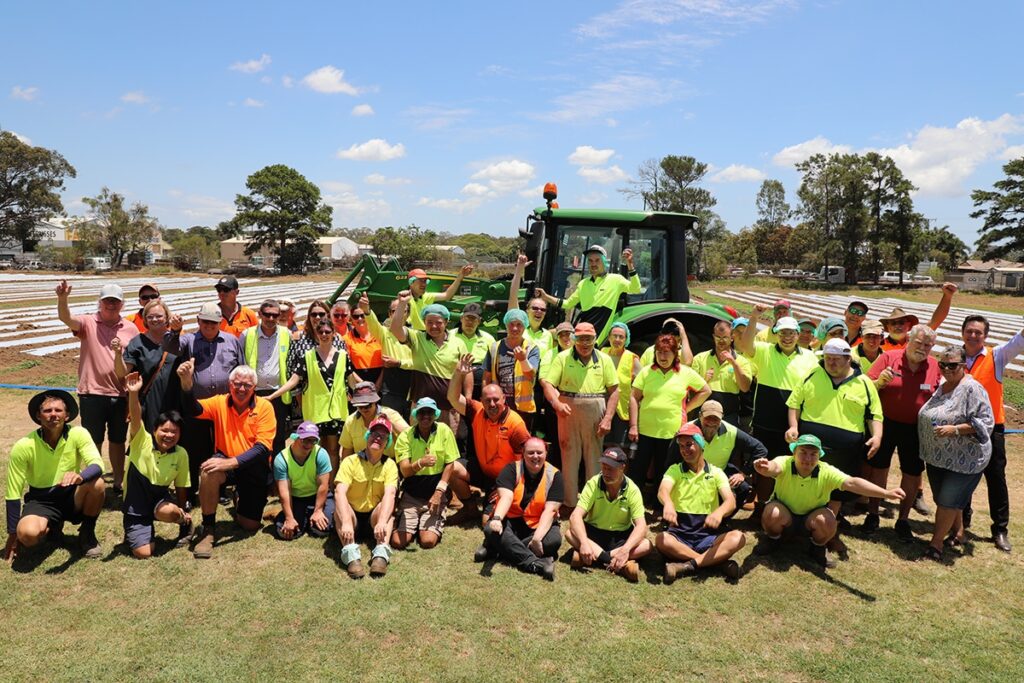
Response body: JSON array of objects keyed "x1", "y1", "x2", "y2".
[{"x1": 789, "y1": 434, "x2": 824, "y2": 454}]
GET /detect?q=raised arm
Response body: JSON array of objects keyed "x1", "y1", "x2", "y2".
[
  {"x1": 927, "y1": 282, "x2": 957, "y2": 330},
  {"x1": 125, "y1": 371, "x2": 144, "y2": 439},
  {"x1": 55, "y1": 280, "x2": 82, "y2": 332},
  {"x1": 738, "y1": 304, "x2": 768, "y2": 357},
  {"x1": 390, "y1": 292, "x2": 411, "y2": 343},
  {"x1": 447, "y1": 353, "x2": 473, "y2": 416},
  {"x1": 437, "y1": 264, "x2": 474, "y2": 302},
  {"x1": 508, "y1": 254, "x2": 530, "y2": 312}
]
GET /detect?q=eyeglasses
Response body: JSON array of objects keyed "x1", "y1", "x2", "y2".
[
  {"x1": 299, "y1": 437, "x2": 319, "y2": 445},
  {"x1": 574, "y1": 336, "x2": 595, "y2": 343},
  {"x1": 351, "y1": 313, "x2": 366, "y2": 320},
  {"x1": 231, "y1": 381, "x2": 255, "y2": 389},
  {"x1": 529, "y1": 306, "x2": 547, "y2": 313},
  {"x1": 317, "y1": 327, "x2": 335, "y2": 335},
  {"x1": 140, "y1": 293, "x2": 160, "y2": 301},
  {"x1": 309, "y1": 312, "x2": 326, "y2": 318},
  {"x1": 847, "y1": 307, "x2": 867, "y2": 316},
  {"x1": 333, "y1": 312, "x2": 349, "y2": 319},
  {"x1": 261, "y1": 311, "x2": 280, "y2": 318},
  {"x1": 938, "y1": 362, "x2": 963, "y2": 370}
]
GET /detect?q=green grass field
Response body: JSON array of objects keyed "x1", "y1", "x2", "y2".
[{"x1": 1, "y1": 396, "x2": 1022, "y2": 681}]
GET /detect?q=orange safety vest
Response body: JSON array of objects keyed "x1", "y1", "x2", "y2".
[
  {"x1": 508, "y1": 461, "x2": 558, "y2": 529},
  {"x1": 967, "y1": 348, "x2": 1005, "y2": 425},
  {"x1": 880, "y1": 336, "x2": 906, "y2": 353},
  {"x1": 472, "y1": 405, "x2": 526, "y2": 480}
]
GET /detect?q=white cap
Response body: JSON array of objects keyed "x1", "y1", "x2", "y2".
[
  {"x1": 197, "y1": 302, "x2": 223, "y2": 322},
  {"x1": 822, "y1": 338, "x2": 852, "y2": 356},
  {"x1": 98, "y1": 284, "x2": 124, "y2": 301},
  {"x1": 772, "y1": 316, "x2": 799, "y2": 333}
]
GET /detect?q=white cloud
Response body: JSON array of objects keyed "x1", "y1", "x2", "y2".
[
  {"x1": 876, "y1": 114, "x2": 1024, "y2": 196},
  {"x1": 577, "y1": 191, "x2": 608, "y2": 205},
  {"x1": 772, "y1": 136, "x2": 853, "y2": 167},
  {"x1": 1001, "y1": 144, "x2": 1024, "y2": 161},
  {"x1": 351, "y1": 103, "x2": 375, "y2": 117},
  {"x1": 364, "y1": 173, "x2": 412, "y2": 186},
  {"x1": 120, "y1": 91, "x2": 150, "y2": 105},
  {"x1": 461, "y1": 182, "x2": 492, "y2": 197},
  {"x1": 416, "y1": 196, "x2": 485, "y2": 214},
  {"x1": 539, "y1": 75, "x2": 681, "y2": 123},
  {"x1": 578, "y1": 0, "x2": 793, "y2": 38},
  {"x1": 470, "y1": 159, "x2": 536, "y2": 193},
  {"x1": 519, "y1": 184, "x2": 547, "y2": 199},
  {"x1": 336, "y1": 139, "x2": 406, "y2": 161},
  {"x1": 229, "y1": 54, "x2": 271, "y2": 74},
  {"x1": 282, "y1": 75, "x2": 294, "y2": 88},
  {"x1": 569, "y1": 145, "x2": 615, "y2": 166},
  {"x1": 710, "y1": 164, "x2": 766, "y2": 183},
  {"x1": 578, "y1": 165, "x2": 629, "y2": 184},
  {"x1": 260, "y1": 76, "x2": 273, "y2": 85},
  {"x1": 11, "y1": 85, "x2": 38, "y2": 101},
  {"x1": 404, "y1": 105, "x2": 473, "y2": 130},
  {"x1": 10, "y1": 131, "x2": 32, "y2": 145},
  {"x1": 302, "y1": 65, "x2": 360, "y2": 95},
  {"x1": 242, "y1": 98, "x2": 265, "y2": 108},
  {"x1": 321, "y1": 181, "x2": 391, "y2": 221}
]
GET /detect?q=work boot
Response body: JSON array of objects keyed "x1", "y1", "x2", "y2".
[
  {"x1": 617, "y1": 560, "x2": 640, "y2": 583},
  {"x1": 570, "y1": 551, "x2": 583, "y2": 569},
  {"x1": 862, "y1": 513, "x2": 880, "y2": 534},
  {"x1": 473, "y1": 544, "x2": 490, "y2": 563},
  {"x1": 895, "y1": 519, "x2": 915, "y2": 543},
  {"x1": 347, "y1": 559, "x2": 366, "y2": 579},
  {"x1": 754, "y1": 536, "x2": 782, "y2": 556},
  {"x1": 994, "y1": 531, "x2": 1012, "y2": 553},
  {"x1": 809, "y1": 542, "x2": 836, "y2": 569},
  {"x1": 535, "y1": 557, "x2": 556, "y2": 581},
  {"x1": 912, "y1": 491, "x2": 932, "y2": 516},
  {"x1": 79, "y1": 530, "x2": 102, "y2": 559},
  {"x1": 193, "y1": 527, "x2": 215, "y2": 559},
  {"x1": 664, "y1": 560, "x2": 697, "y2": 585},
  {"x1": 720, "y1": 560, "x2": 742, "y2": 581},
  {"x1": 369, "y1": 557, "x2": 389, "y2": 577},
  {"x1": 176, "y1": 515, "x2": 195, "y2": 548}
]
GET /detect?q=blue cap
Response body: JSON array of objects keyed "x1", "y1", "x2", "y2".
[
  {"x1": 412, "y1": 397, "x2": 441, "y2": 418},
  {"x1": 730, "y1": 317, "x2": 749, "y2": 330}
]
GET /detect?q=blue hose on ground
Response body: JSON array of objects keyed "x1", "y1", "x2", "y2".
[{"x1": 0, "y1": 383, "x2": 77, "y2": 392}]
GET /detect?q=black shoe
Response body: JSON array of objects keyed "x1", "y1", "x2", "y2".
[
  {"x1": 176, "y1": 517, "x2": 195, "y2": 548},
  {"x1": 836, "y1": 514, "x2": 852, "y2": 532},
  {"x1": 809, "y1": 542, "x2": 836, "y2": 569},
  {"x1": 994, "y1": 532, "x2": 1012, "y2": 553},
  {"x1": 755, "y1": 536, "x2": 782, "y2": 556},
  {"x1": 895, "y1": 519, "x2": 915, "y2": 542},
  {"x1": 720, "y1": 560, "x2": 741, "y2": 581},
  {"x1": 962, "y1": 507, "x2": 972, "y2": 529},
  {"x1": 536, "y1": 557, "x2": 556, "y2": 581},
  {"x1": 473, "y1": 544, "x2": 490, "y2": 563},
  {"x1": 862, "y1": 513, "x2": 880, "y2": 534},
  {"x1": 912, "y1": 491, "x2": 932, "y2": 516}
]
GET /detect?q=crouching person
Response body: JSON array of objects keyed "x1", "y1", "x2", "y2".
[
  {"x1": 754, "y1": 434, "x2": 905, "y2": 568},
  {"x1": 476, "y1": 437, "x2": 562, "y2": 580},
  {"x1": 123, "y1": 373, "x2": 192, "y2": 559},
  {"x1": 566, "y1": 446, "x2": 652, "y2": 583},
  {"x1": 335, "y1": 416, "x2": 398, "y2": 579},
  {"x1": 4, "y1": 390, "x2": 106, "y2": 561},
  {"x1": 656, "y1": 423, "x2": 745, "y2": 584},
  {"x1": 274, "y1": 421, "x2": 334, "y2": 541},
  {"x1": 392, "y1": 398, "x2": 459, "y2": 551}
]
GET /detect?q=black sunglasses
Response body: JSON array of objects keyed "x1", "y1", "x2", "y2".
[
  {"x1": 140, "y1": 293, "x2": 160, "y2": 301},
  {"x1": 351, "y1": 313, "x2": 366, "y2": 320},
  {"x1": 938, "y1": 361, "x2": 963, "y2": 370},
  {"x1": 309, "y1": 312, "x2": 326, "y2": 318},
  {"x1": 262, "y1": 311, "x2": 280, "y2": 318}
]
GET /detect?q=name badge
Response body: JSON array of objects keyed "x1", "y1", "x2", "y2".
[{"x1": 919, "y1": 383, "x2": 931, "y2": 391}]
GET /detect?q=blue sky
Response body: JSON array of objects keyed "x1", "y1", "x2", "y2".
[{"x1": 4, "y1": 1, "x2": 1023, "y2": 247}]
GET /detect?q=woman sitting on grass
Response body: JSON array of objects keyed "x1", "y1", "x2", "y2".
[{"x1": 122, "y1": 371, "x2": 193, "y2": 559}]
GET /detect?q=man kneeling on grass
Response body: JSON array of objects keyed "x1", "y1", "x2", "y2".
[
  {"x1": 274, "y1": 421, "x2": 334, "y2": 542},
  {"x1": 4, "y1": 390, "x2": 106, "y2": 562},
  {"x1": 392, "y1": 398, "x2": 459, "y2": 551},
  {"x1": 123, "y1": 373, "x2": 192, "y2": 559},
  {"x1": 753, "y1": 434, "x2": 905, "y2": 568},
  {"x1": 656, "y1": 423, "x2": 746, "y2": 584},
  {"x1": 475, "y1": 437, "x2": 562, "y2": 580},
  {"x1": 566, "y1": 446, "x2": 652, "y2": 583},
  {"x1": 335, "y1": 416, "x2": 398, "y2": 579}
]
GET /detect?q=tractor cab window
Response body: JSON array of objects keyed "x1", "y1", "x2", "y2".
[
  {"x1": 548, "y1": 226, "x2": 621, "y2": 298},
  {"x1": 625, "y1": 229, "x2": 669, "y2": 303}
]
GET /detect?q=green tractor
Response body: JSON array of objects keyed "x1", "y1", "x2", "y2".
[{"x1": 329, "y1": 185, "x2": 736, "y2": 352}]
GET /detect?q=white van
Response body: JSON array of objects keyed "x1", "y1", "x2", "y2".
[{"x1": 84, "y1": 256, "x2": 112, "y2": 271}]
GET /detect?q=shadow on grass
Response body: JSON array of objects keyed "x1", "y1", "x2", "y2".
[
  {"x1": 742, "y1": 537, "x2": 878, "y2": 602},
  {"x1": 10, "y1": 538, "x2": 63, "y2": 573}
]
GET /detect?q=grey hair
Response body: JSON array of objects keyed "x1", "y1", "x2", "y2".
[
  {"x1": 908, "y1": 324, "x2": 937, "y2": 345},
  {"x1": 228, "y1": 365, "x2": 258, "y2": 384},
  {"x1": 939, "y1": 344, "x2": 967, "y2": 363}
]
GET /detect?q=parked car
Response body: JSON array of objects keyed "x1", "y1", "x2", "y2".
[
  {"x1": 912, "y1": 274, "x2": 934, "y2": 283},
  {"x1": 753, "y1": 269, "x2": 774, "y2": 276},
  {"x1": 879, "y1": 271, "x2": 913, "y2": 283}
]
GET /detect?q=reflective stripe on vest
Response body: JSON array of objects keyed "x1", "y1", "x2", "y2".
[
  {"x1": 703, "y1": 421, "x2": 738, "y2": 469},
  {"x1": 489, "y1": 339, "x2": 537, "y2": 413},
  {"x1": 244, "y1": 326, "x2": 292, "y2": 404},
  {"x1": 282, "y1": 447, "x2": 320, "y2": 498},
  {"x1": 967, "y1": 347, "x2": 1005, "y2": 425},
  {"x1": 302, "y1": 348, "x2": 349, "y2": 424},
  {"x1": 508, "y1": 460, "x2": 558, "y2": 528}
]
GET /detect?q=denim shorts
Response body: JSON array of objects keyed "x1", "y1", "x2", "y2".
[{"x1": 926, "y1": 464, "x2": 983, "y2": 510}]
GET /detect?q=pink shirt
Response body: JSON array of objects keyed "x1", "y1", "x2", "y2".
[
  {"x1": 867, "y1": 349, "x2": 941, "y2": 425},
  {"x1": 73, "y1": 313, "x2": 140, "y2": 396}
]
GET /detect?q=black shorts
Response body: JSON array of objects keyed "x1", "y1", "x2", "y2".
[
  {"x1": 583, "y1": 522, "x2": 631, "y2": 551},
  {"x1": 79, "y1": 394, "x2": 129, "y2": 445},
  {"x1": 215, "y1": 454, "x2": 269, "y2": 521},
  {"x1": 456, "y1": 456, "x2": 496, "y2": 493},
  {"x1": 316, "y1": 419, "x2": 343, "y2": 437},
  {"x1": 23, "y1": 486, "x2": 83, "y2": 528},
  {"x1": 869, "y1": 419, "x2": 924, "y2": 476}
]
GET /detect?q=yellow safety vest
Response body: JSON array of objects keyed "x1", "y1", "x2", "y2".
[
  {"x1": 244, "y1": 326, "x2": 292, "y2": 404},
  {"x1": 303, "y1": 347, "x2": 349, "y2": 424}
]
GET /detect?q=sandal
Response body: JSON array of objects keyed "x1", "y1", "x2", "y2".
[{"x1": 921, "y1": 546, "x2": 943, "y2": 562}]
